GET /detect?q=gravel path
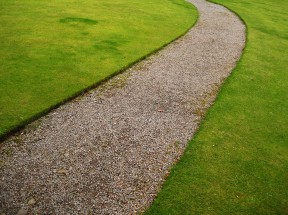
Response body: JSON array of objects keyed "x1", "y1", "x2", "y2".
[{"x1": 0, "y1": 0, "x2": 245, "y2": 214}]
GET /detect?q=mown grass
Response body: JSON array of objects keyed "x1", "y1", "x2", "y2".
[
  {"x1": 0, "y1": 0, "x2": 197, "y2": 138},
  {"x1": 146, "y1": 0, "x2": 288, "y2": 214}
]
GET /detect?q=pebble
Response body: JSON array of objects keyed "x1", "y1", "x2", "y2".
[
  {"x1": 28, "y1": 198, "x2": 36, "y2": 205},
  {"x1": 16, "y1": 208, "x2": 27, "y2": 215}
]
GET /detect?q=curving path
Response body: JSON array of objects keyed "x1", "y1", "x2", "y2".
[{"x1": 0, "y1": 0, "x2": 245, "y2": 214}]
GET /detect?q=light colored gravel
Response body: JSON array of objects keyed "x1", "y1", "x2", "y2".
[{"x1": 0, "y1": 0, "x2": 245, "y2": 214}]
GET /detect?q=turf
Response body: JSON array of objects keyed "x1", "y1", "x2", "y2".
[
  {"x1": 0, "y1": 0, "x2": 197, "y2": 138},
  {"x1": 145, "y1": 0, "x2": 288, "y2": 214}
]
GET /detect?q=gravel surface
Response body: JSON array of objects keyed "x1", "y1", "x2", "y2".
[{"x1": 0, "y1": 0, "x2": 245, "y2": 214}]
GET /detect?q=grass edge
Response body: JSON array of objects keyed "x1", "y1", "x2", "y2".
[
  {"x1": 143, "y1": 1, "x2": 249, "y2": 213},
  {"x1": 0, "y1": 3, "x2": 199, "y2": 142}
]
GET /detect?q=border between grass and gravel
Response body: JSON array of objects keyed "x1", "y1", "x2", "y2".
[
  {"x1": 0, "y1": 7, "x2": 199, "y2": 142},
  {"x1": 209, "y1": 0, "x2": 248, "y2": 42},
  {"x1": 199, "y1": 0, "x2": 248, "y2": 111},
  {"x1": 144, "y1": 2, "x2": 248, "y2": 213}
]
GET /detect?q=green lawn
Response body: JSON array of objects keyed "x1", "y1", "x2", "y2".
[
  {"x1": 146, "y1": 0, "x2": 288, "y2": 214},
  {"x1": 0, "y1": 0, "x2": 197, "y2": 138}
]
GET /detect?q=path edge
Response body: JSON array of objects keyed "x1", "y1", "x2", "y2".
[
  {"x1": 144, "y1": 1, "x2": 248, "y2": 214},
  {"x1": 0, "y1": 5, "x2": 199, "y2": 143}
]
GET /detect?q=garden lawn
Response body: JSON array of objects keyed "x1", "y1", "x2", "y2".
[
  {"x1": 0, "y1": 0, "x2": 197, "y2": 138},
  {"x1": 146, "y1": 0, "x2": 288, "y2": 214}
]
